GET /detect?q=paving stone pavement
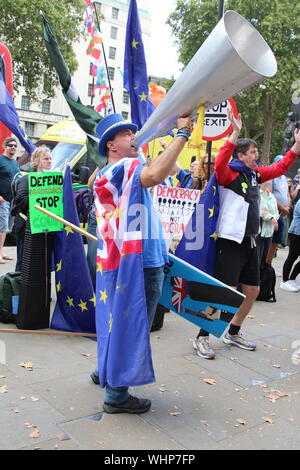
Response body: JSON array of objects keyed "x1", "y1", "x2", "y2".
[{"x1": 0, "y1": 245, "x2": 300, "y2": 451}]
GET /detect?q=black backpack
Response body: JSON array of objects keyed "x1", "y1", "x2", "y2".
[
  {"x1": 0, "y1": 272, "x2": 21, "y2": 323},
  {"x1": 256, "y1": 263, "x2": 276, "y2": 302},
  {"x1": 74, "y1": 188, "x2": 94, "y2": 225}
]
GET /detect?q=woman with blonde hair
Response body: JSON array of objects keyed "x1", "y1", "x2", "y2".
[{"x1": 29, "y1": 146, "x2": 52, "y2": 172}]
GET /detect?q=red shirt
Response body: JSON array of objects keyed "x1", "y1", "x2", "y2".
[{"x1": 215, "y1": 141, "x2": 297, "y2": 186}]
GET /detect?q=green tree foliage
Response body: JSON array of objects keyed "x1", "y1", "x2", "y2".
[
  {"x1": 167, "y1": 0, "x2": 300, "y2": 162},
  {"x1": 0, "y1": 0, "x2": 84, "y2": 101}
]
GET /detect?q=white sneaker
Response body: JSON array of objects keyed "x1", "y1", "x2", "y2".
[
  {"x1": 192, "y1": 337, "x2": 215, "y2": 359},
  {"x1": 280, "y1": 280, "x2": 298, "y2": 292},
  {"x1": 223, "y1": 331, "x2": 256, "y2": 351},
  {"x1": 289, "y1": 280, "x2": 300, "y2": 291}
]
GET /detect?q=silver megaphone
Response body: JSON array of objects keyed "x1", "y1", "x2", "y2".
[{"x1": 133, "y1": 10, "x2": 277, "y2": 147}]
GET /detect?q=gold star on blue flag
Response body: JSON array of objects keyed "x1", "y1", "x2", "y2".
[{"x1": 131, "y1": 38, "x2": 139, "y2": 48}]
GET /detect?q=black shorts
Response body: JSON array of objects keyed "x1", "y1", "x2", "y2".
[{"x1": 215, "y1": 237, "x2": 260, "y2": 287}]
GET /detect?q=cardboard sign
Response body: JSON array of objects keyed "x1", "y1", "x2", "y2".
[
  {"x1": 28, "y1": 172, "x2": 64, "y2": 234},
  {"x1": 153, "y1": 184, "x2": 201, "y2": 250},
  {"x1": 160, "y1": 254, "x2": 245, "y2": 338}
]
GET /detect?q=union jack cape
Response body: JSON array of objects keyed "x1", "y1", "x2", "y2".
[{"x1": 94, "y1": 158, "x2": 155, "y2": 388}]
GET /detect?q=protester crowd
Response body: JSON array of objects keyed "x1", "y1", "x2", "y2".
[{"x1": 1, "y1": 109, "x2": 300, "y2": 415}]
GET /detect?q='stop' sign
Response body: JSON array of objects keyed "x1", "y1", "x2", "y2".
[{"x1": 202, "y1": 98, "x2": 237, "y2": 141}]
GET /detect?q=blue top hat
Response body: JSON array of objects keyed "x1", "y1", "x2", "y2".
[{"x1": 96, "y1": 113, "x2": 138, "y2": 157}]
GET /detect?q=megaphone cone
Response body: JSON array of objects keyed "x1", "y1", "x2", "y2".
[{"x1": 133, "y1": 10, "x2": 277, "y2": 147}]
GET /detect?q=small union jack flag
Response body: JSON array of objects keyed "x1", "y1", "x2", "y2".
[{"x1": 172, "y1": 277, "x2": 188, "y2": 312}]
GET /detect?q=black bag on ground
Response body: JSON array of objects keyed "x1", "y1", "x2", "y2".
[
  {"x1": 151, "y1": 304, "x2": 167, "y2": 332},
  {"x1": 256, "y1": 263, "x2": 276, "y2": 302},
  {"x1": 0, "y1": 272, "x2": 21, "y2": 323}
]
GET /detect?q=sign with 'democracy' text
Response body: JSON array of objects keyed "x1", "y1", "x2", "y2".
[
  {"x1": 153, "y1": 184, "x2": 201, "y2": 251},
  {"x1": 28, "y1": 172, "x2": 64, "y2": 234}
]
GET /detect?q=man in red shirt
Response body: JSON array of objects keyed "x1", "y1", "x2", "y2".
[{"x1": 193, "y1": 111, "x2": 300, "y2": 358}]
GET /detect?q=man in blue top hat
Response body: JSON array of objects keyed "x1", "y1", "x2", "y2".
[{"x1": 93, "y1": 112, "x2": 193, "y2": 414}]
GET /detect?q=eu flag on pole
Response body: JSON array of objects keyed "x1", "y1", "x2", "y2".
[
  {"x1": 51, "y1": 166, "x2": 96, "y2": 334},
  {"x1": 94, "y1": 158, "x2": 155, "y2": 388},
  {"x1": 175, "y1": 174, "x2": 219, "y2": 276},
  {"x1": 124, "y1": 0, "x2": 155, "y2": 129},
  {"x1": 0, "y1": 70, "x2": 35, "y2": 154}
]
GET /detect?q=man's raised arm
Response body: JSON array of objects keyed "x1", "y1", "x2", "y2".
[{"x1": 140, "y1": 116, "x2": 193, "y2": 188}]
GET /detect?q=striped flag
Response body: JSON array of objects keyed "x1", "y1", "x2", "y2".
[
  {"x1": 82, "y1": 1, "x2": 113, "y2": 113},
  {"x1": 0, "y1": 70, "x2": 35, "y2": 154}
]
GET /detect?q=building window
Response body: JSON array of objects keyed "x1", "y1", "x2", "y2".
[
  {"x1": 21, "y1": 96, "x2": 30, "y2": 110},
  {"x1": 123, "y1": 91, "x2": 129, "y2": 104},
  {"x1": 25, "y1": 121, "x2": 35, "y2": 137},
  {"x1": 112, "y1": 7, "x2": 119, "y2": 20},
  {"x1": 88, "y1": 83, "x2": 93, "y2": 97},
  {"x1": 42, "y1": 100, "x2": 51, "y2": 114},
  {"x1": 122, "y1": 111, "x2": 129, "y2": 120},
  {"x1": 108, "y1": 67, "x2": 115, "y2": 81},
  {"x1": 22, "y1": 76, "x2": 28, "y2": 87},
  {"x1": 110, "y1": 26, "x2": 118, "y2": 40},
  {"x1": 109, "y1": 47, "x2": 116, "y2": 60}
]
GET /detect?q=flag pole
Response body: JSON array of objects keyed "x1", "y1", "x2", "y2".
[
  {"x1": 0, "y1": 328, "x2": 96, "y2": 337},
  {"x1": 93, "y1": 1, "x2": 116, "y2": 112},
  {"x1": 206, "y1": 0, "x2": 225, "y2": 179},
  {"x1": 34, "y1": 205, "x2": 98, "y2": 242}
]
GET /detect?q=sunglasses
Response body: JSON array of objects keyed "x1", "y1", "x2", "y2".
[{"x1": 6, "y1": 143, "x2": 17, "y2": 148}]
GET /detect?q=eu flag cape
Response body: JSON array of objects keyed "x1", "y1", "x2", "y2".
[
  {"x1": 51, "y1": 166, "x2": 96, "y2": 334},
  {"x1": 94, "y1": 158, "x2": 155, "y2": 388}
]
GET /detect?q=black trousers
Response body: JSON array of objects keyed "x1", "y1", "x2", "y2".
[{"x1": 282, "y1": 233, "x2": 300, "y2": 282}]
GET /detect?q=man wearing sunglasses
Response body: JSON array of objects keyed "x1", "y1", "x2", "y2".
[{"x1": 0, "y1": 137, "x2": 20, "y2": 264}]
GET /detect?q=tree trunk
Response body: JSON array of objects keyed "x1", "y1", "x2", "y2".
[{"x1": 261, "y1": 94, "x2": 273, "y2": 165}]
